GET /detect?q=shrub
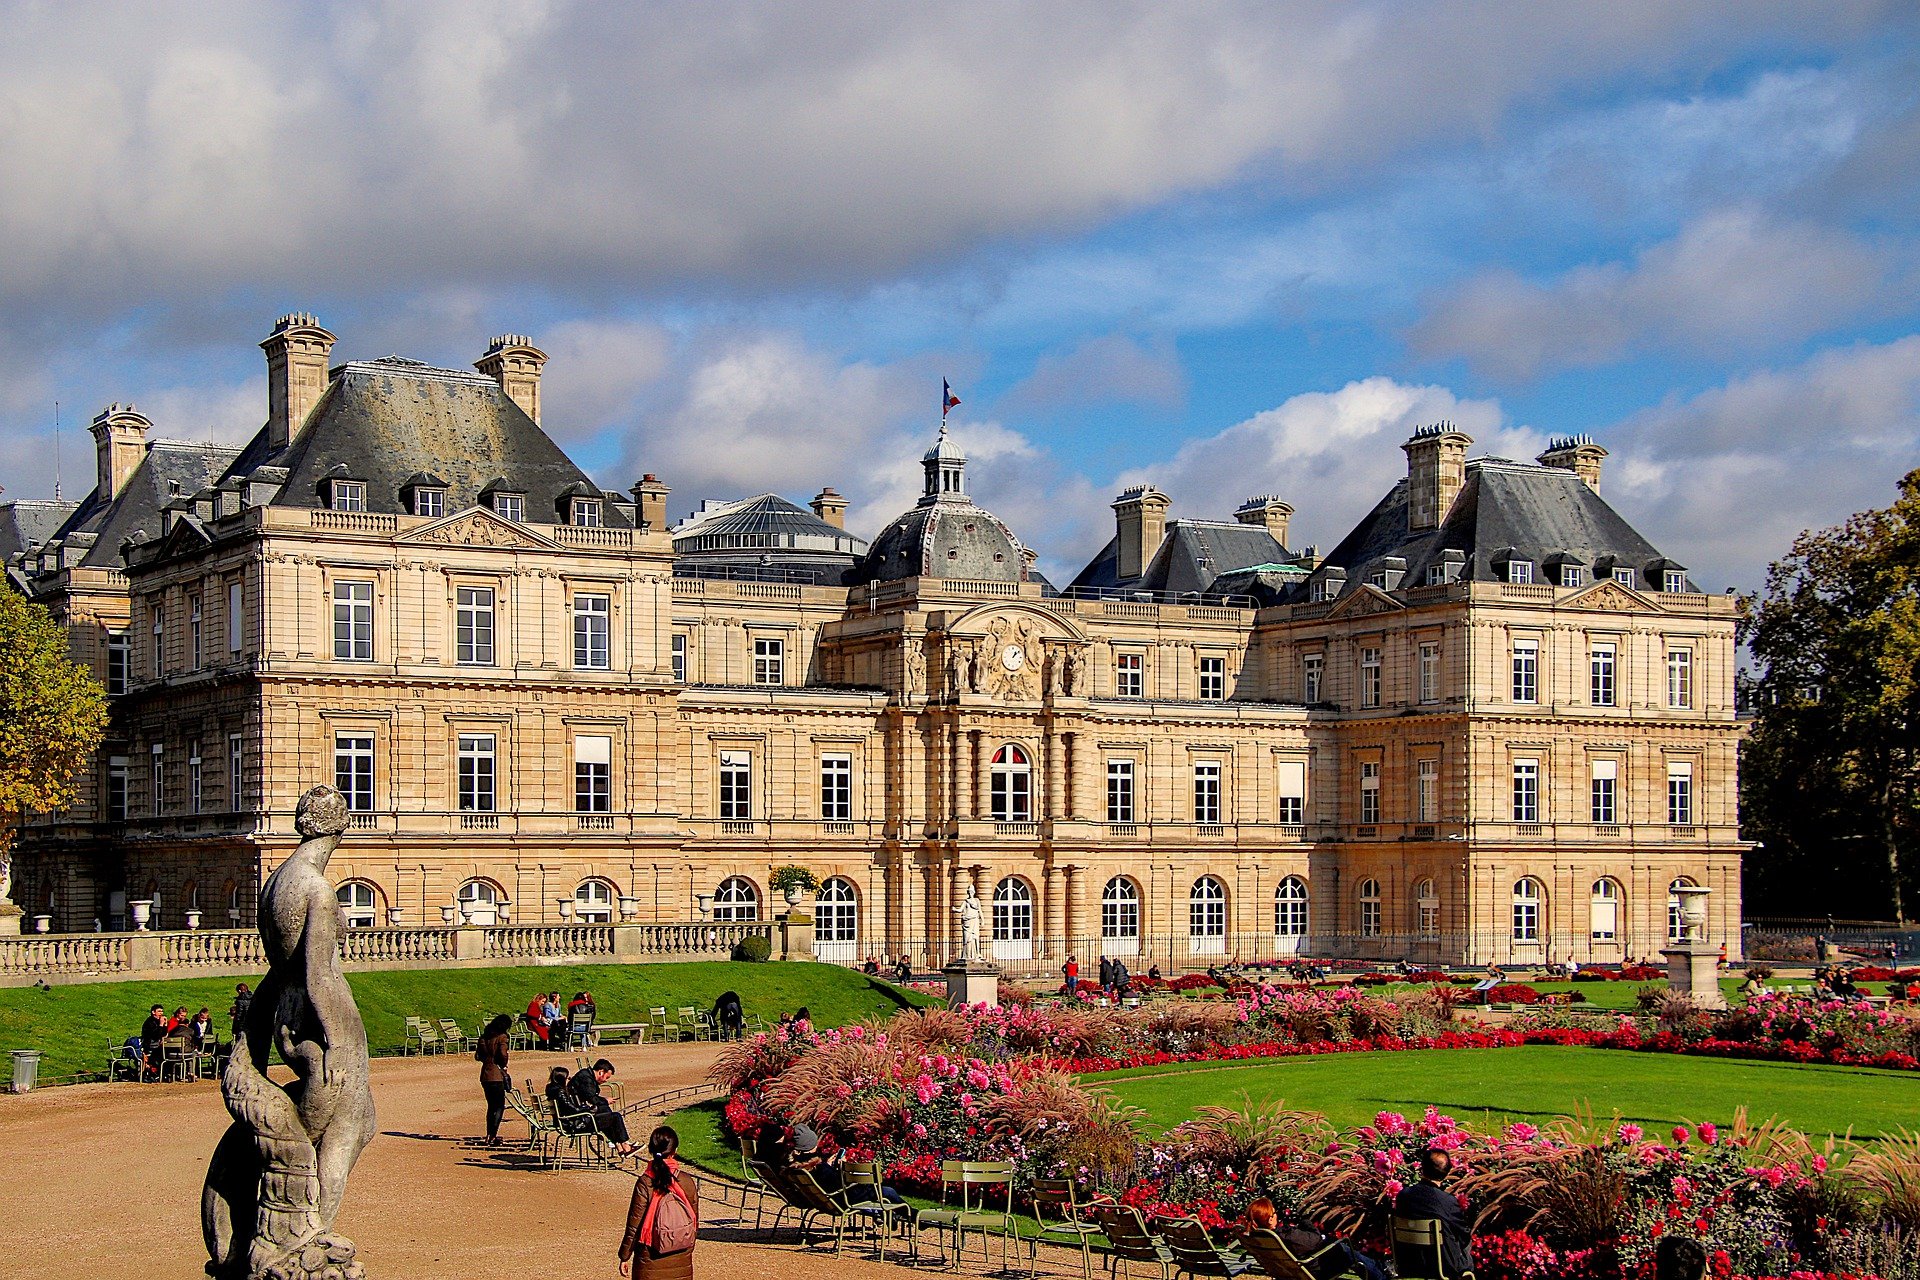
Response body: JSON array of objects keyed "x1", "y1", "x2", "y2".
[
  {"x1": 731, "y1": 934, "x2": 772, "y2": 962},
  {"x1": 1486, "y1": 983, "x2": 1541, "y2": 1004},
  {"x1": 768, "y1": 865, "x2": 819, "y2": 894},
  {"x1": 1169, "y1": 973, "x2": 1223, "y2": 991}
]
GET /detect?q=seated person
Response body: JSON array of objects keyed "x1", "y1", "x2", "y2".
[
  {"x1": 544, "y1": 1065, "x2": 591, "y2": 1131},
  {"x1": 187, "y1": 1007, "x2": 214, "y2": 1049},
  {"x1": 139, "y1": 1003, "x2": 168, "y2": 1079},
  {"x1": 1393, "y1": 1149, "x2": 1473, "y2": 1278},
  {"x1": 568, "y1": 1058, "x2": 634, "y2": 1155},
  {"x1": 1243, "y1": 1197, "x2": 1384, "y2": 1280},
  {"x1": 168, "y1": 1005, "x2": 191, "y2": 1035},
  {"x1": 1147, "y1": 964, "x2": 1163, "y2": 981},
  {"x1": 568, "y1": 991, "x2": 597, "y2": 1019},
  {"x1": 525, "y1": 994, "x2": 552, "y2": 1044},
  {"x1": 778, "y1": 1124, "x2": 902, "y2": 1205}
]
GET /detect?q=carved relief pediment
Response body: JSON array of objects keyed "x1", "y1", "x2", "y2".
[
  {"x1": 398, "y1": 508, "x2": 559, "y2": 551},
  {"x1": 1562, "y1": 579, "x2": 1659, "y2": 614},
  {"x1": 1328, "y1": 585, "x2": 1405, "y2": 619}
]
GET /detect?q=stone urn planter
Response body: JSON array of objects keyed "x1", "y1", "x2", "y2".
[
  {"x1": 31, "y1": 915, "x2": 50, "y2": 934},
  {"x1": 784, "y1": 886, "x2": 805, "y2": 908},
  {"x1": 184, "y1": 908, "x2": 202, "y2": 930},
  {"x1": 129, "y1": 899, "x2": 153, "y2": 930}
]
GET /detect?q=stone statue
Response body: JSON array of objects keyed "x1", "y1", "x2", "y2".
[
  {"x1": 966, "y1": 647, "x2": 982, "y2": 693},
  {"x1": 204, "y1": 784, "x2": 375, "y2": 1280},
  {"x1": 1062, "y1": 649, "x2": 1079, "y2": 696},
  {"x1": 956, "y1": 885, "x2": 984, "y2": 963}
]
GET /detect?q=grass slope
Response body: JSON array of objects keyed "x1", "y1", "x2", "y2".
[
  {"x1": 1096, "y1": 1046, "x2": 1919, "y2": 1140},
  {"x1": 0, "y1": 960, "x2": 931, "y2": 1086}
]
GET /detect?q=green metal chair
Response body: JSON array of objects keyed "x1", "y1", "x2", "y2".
[
  {"x1": 1092, "y1": 1204, "x2": 1175, "y2": 1280},
  {"x1": 1159, "y1": 1217, "x2": 1259, "y2": 1280},
  {"x1": 1391, "y1": 1218, "x2": 1474, "y2": 1280},
  {"x1": 841, "y1": 1159, "x2": 912, "y2": 1258},
  {"x1": 1027, "y1": 1177, "x2": 1110, "y2": 1280},
  {"x1": 1238, "y1": 1227, "x2": 1364, "y2": 1280}
]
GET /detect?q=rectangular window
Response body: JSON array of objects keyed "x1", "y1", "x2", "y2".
[
  {"x1": 1591, "y1": 883, "x2": 1619, "y2": 941},
  {"x1": 1417, "y1": 642, "x2": 1440, "y2": 704},
  {"x1": 671, "y1": 633, "x2": 687, "y2": 683},
  {"x1": 413, "y1": 487, "x2": 444, "y2": 518},
  {"x1": 188, "y1": 742, "x2": 202, "y2": 814},
  {"x1": 493, "y1": 493, "x2": 525, "y2": 522},
  {"x1": 227, "y1": 734, "x2": 242, "y2": 812},
  {"x1": 819, "y1": 754, "x2": 852, "y2": 821},
  {"x1": 718, "y1": 751, "x2": 752, "y2": 820},
  {"x1": 1561, "y1": 565, "x2": 1586, "y2": 588},
  {"x1": 455, "y1": 587, "x2": 495, "y2": 665},
  {"x1": 330, "y1": 481, "x2": 366, "y2": 512},
  {"x1": 1416, "y1": 757, "x2": 1438, "y2": 822},
  {"x1": 1590, "y1": 758, "x2": 1617, "y2": 824},
  {"x1": 1106, "y1": 759, "x2": 1135, "y2": 823},
  {"x1": 753, "y1": 636, "x2": 784, "y2": 686},
  {"x1": 1664, "y1": 569, "x2": 1687, "y2": 593},
  {"x1": 1359, "y1": 647, "x2": 1381, "y2": 708},
  {"x1": 1511, "y1": 638, "x2": 1539, "y2": 704},
  {"x1": 108, "y1": 756, "x2": 129, "y2": 821},
  {"x1": 334, "y1": 735, "x2": 374, "y2": 812},
  {"x1": 1302, "y1": 653, "x2": 1323, "y2": 703},
  {"x1": 574, "y1": 735, "x2": 611, "y2": 813},
  {"x1": 457, "y1": 734, "x2": 496, "y2": 812},
  {"x1": 1276, "y1": 759, "x2": 1306, "y2": 825},
  {"x1": 1115, "y1": 652, "x2": 1143, "y2": 698},
  {"x1": 1613, "y1": 568, "x2": 1635, "y2": 588},
  {"x1": 1512, "y1": 759, "x2": 1540, "y2": 823},
  {"x1": 1194, "y1": 761, "x2": 1222, "y2": 824},
  {"x1": 1668, "y1": 762, "x2": 1694, "y2": 825},
  {"x1": 332, "y1": 582, "x2": 373, "y2": 661},
  {"x1": 188, "y1": 597, "x2": 202, "y2": 670},
  {"x1": 227, "y1": 580, "x2": 243, "y2": 653},
  {"x1": 571, "y1": 498, "x2": 602, "y2": 527},
  {"x1": 1198, "y1": 656, "x2": 1226, "y2": 701},
  {"x1": 1667, "y1": 649, "x2": 1693, "y2": 709},
  {"x1": 1425, "y1": 564, "x2": 1446, "y2": 586},
  {"x1": 1506, "y1": 560, "x2": 1534, "y2": 584},
  {"x1": 1359, "y1": 760, "x2": 1380, "y2": 824},
  {"x1": 106, "y1": 631, "x2": 128, "y2": 695},
  {"x1": 1590, "y1": 643, "x2": 1616, "y2": 706},
  {"x1": 572, "y1": 593, "x2": 610, "y2": 669},
  {"x1": 151, "y1": 608, "x2": 164, "y2": 678},
  {"x1": 150, "y1": 742, "x2": 164, "y2": 816}
]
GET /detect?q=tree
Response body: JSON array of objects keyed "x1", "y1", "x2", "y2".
[
  {"x1": 1740, "y1": 469, "x2": 1920, "y2": 923},
  {"x1": 0, "y1": 590, "x2": 109, "y2": 898}
]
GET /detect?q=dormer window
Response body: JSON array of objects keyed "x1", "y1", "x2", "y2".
[
  {"x1": 1505, "y1": 559, "x2": 1534, "y2": 585},
  {"x1": 1663, "y1": 570, "x2": 1686, "y2": 593},
  {"x1": 1560, "y1": 564, "x2": 1586, "y2": 588},
  {"x1": 329, "y1": 481, "x2": 366, "y2": 512},
  {"x1": 412, "y1": 488, "x2": 444, "y2": 518},
  {"x1": 570, "y1": 498, "x2": 603, "y2": 527},
  {"x1": 493, "y1": 493, "x2": 525, "y2": 522},
  {"x1": 1613, "y1": 568, "x2": 1635, "y2": 588}
]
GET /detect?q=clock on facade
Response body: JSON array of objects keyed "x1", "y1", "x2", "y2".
[{"x1": 1000, "y1": 644, "x2": 1026, "y2": 672}]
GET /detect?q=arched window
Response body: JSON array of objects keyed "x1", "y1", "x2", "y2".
[
  {"x1": 1357, "y1": 878, "x2": 1382, "y2": 938},
  {"x1": 457, "y1": 879, "x2": 501, "y2": 925},
  {"x1": 225, "y1": 879, "x2": 241, "y2": 925},
  {"x1": 815, "y1": 877, "x2": 859, "y2": 953},
  {"x1": 1101, "y1": 877, "x2": 1141, "y2": 955},
  {"x1": 713, "y1": 876, "x2": 760, "y2": 922},
  {"x1": 574, "y1": 879, "x2": 616, "y2": 924},
  {"x1": 1413, "y1": 878, "x2": 1438, "y2": 938},
  {"x1": 1590, "y1": 878, "x2": 1621, "y2": 942},
  {"x1": 1511, "y1": 878, "x2": 1543, "y2": 943},
  {"x1": 1274, "y1": 877, "x2": 1309, "y2": 940},
  {"x1": 989, "y1": 746, "x2": 1032, "y2": 821},
  {"x1": 1667, "y1": 877, "x2": 1696, "y2": 944},
  {"x1": 1189, "y1": 876, "x2": 1227, "y2": 955},
  {"x1": 336, "y1": 881, "x2": 378, "y2": 928},
  {"x1": 991, "y1": 877, "x2": 1034, "y2": 961}
]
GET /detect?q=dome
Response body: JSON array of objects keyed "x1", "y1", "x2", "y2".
[{"x1": 858, "y1": 501, "x2": 1030, "y2": 584}]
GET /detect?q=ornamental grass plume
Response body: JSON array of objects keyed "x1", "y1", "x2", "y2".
[
  {"x1": 760, "y1": 1034, "x2": 902, "y2": 1131},
  {"x1": 992, "y1": 1069, "x2": 1144, "y2": 1186},
  {"x1": 709, "y1": 1025, "x2": 813, "y2": 1091},
  {"x1": 885, "y1": 1005, "x2": 976, "y2": 1056},
  {"x1": 1846, "y1": 1129, "x2": 1920, "y2": 1230},
  {"x1": 1167, "y1": 1091, "x2": 1334, "y2": 1169},
  {"x1": 1455, "y1": 1108, "x2": 1629, "y2": 1252},
  {"x1": 1143, "y1": 998, "x2": 1245, "y2": 1043}
]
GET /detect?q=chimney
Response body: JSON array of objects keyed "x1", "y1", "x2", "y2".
[
  {"x1": 88, "y1": 404, "x2": 152, "y2": 502},
  {"x1": 1537, "y1": 434, "x2": 1607, "y2": 493},
  {"x1": 475, "y1": 334, "x2": 549, "y2": 425},
  {"x1": 810, "y1": 487, "x2": 848, "y2": 529},
  {"x1": 1234, "y1": 495, "x2": 1294, "y2": 549},
  {"x1": 1112, "y1": 485, "x2": 1171, "y2": 582},
  {"x1": 260, "y1": 312, "x2": 336, "y2": 453},
  {"x1": 631, "y1": 473, "x2": 671, "y2": 532},
  {"x1": 1401, "y1": 423, "x2": 1473, "y2": 532}
]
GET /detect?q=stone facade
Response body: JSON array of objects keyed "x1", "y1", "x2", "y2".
[{"x1": 4, "y1": 316, "x2": 1744, "y2": 967}]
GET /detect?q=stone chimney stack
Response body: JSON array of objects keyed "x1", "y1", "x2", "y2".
[
  {"x1": 1401, "y1": 423, "x2": 1474, "y2": 532},
  {"x1": 1234, "y1": 495, "x2": 1294, "y2": 548},
  {"x1": 631, "y1": 473, "x2": 671, "y2": 532},
  {"x1": 1537, "y1": 434, "x2": 1608, "y2": 493},
  {"x1": 810, "y1": 487, "x2": 848, "y2": 529},
  {"x1": 260, "y1": 312, "x2": 336, "y2": 454},
  {"x1": 1112, "y1": 485, "x2": 1171, "y2": 582},
  {"x1": 475, "y1": 334, "x2": 549, "y2": 425},
  {"x1": 89, "y1": 404, "x2": 153, "y2": 502}
]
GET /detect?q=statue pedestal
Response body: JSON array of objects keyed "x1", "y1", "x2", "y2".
[
  {"x1": 943, "y1": 961, "x2": 1001, "y2": 1009},
  {"x1": 1663, "y1": 944, "x2": 1727, "y2": 1010},
  {"x1": 0, "y1": 901, "x2": 22, "y2": 937}
]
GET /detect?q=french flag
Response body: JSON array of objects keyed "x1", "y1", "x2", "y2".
[{"x1": 943, "y1": 379, "x2": 961, "y2": 419}]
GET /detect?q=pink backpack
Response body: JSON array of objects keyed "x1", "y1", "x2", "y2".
[{"x1": 641, "y1": 1180, "x2": 698, "y2": 1256}]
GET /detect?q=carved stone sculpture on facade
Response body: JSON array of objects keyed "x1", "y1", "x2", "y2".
[
  {"x1": 956, "y1": 884, "x2": 984, "y2": 963},
  {"x1": 204, "y1": 784, "x2": 375, "y2": 1280}
]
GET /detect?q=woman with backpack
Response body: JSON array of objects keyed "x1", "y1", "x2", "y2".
[{"x1": 619, "y1": 1125, "x2": 699, "y2": 1279}]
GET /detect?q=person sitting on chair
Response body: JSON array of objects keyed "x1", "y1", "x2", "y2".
[
  {"x1": 139, "y1": 1003, "x2": 168, "y2": 1080},
  {"x1": 187, "y1": 1007, "x2": 214, "y2": 1049},
  {"x1": 780, "y1": 1124, "x2": 902, "y2": 1205},
  {"x1": 569, "y1": 1058, "x2": 635, "y2": 1155},
  {"x1": 1243, "y1": 1197, "x2": 1385, "y2": 1280},
  {"x1": 1393, "y1": 1148, "x2": 1474, "y2": 1278}
]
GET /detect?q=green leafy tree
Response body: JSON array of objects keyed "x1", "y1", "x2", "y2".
[
  {"x1": 1740, "y1": 469, "x2": 1920, "y2": 922},
  {"x1": 0, "y1": 591, "x2": 109, "y2": 894}
]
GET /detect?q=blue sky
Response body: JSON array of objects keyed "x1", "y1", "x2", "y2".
[{"x1": 3, "y1": 2, "x2": 1918, "y2": 588}]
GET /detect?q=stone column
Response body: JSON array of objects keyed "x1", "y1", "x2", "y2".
[
  {"x1": 970, "y1": 731, "x2": 986, "y2": 819},
  {"x1": 1043, "y1": 865, "x2": 1065, "y2": 956},
  {"x1": 1064, "y1": 732, "x2": 1082, "y2": 820},
  {"x1": 1062, "y1": 865, "x2": 1080, "y2": 947},
  {"x1": 1046, "y1": 729, "x2": 1066, "y2": 821}
]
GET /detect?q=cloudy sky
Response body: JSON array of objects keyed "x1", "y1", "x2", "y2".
[{"x1": 3, "y1": 1, "x2": 1918, "y2": 588}]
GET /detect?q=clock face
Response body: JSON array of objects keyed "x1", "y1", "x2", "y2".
[{"x1": 1000, "y1": 643, "x2": 1026, "y2": 672}]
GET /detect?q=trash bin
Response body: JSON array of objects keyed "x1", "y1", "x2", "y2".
[{"x1": 9, "y1": 1049, "x2": 41, "y2": 1093}]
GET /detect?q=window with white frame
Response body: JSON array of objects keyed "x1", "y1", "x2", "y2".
[
  {"x1": 332, "y1": 582, "x2": 372, "y2": 661},
  {"x1": 108, "y1": 756, "x2": 129, "y2": 820},
  {"x1": 334, "y1": 735, "x2": 373, "y2": 812},
  {"x1": 1613, "y1": 567, "x2": 1635, "y2": 588},
  {"x1": 1590, "y1": 758, "x2": 1617, "y2": 824},
  {"x1": 330, "y1": 480, "x2": 366, "y2": 512},
  {"x1": 820, "y1": 753, "x2": 852, "y2": 821},
  {"x1": 1198, "y1": 655, "x2": 1226, "y2": 700},
  {"x1": 1511, "y1": 638, "x2": 1538, "y2": 703},
  {"x1": 456, "y1": 587, "x2": 495, "y2": 665},
  {"x1": 574, "y1": 879, "x2": 616, "y2": 923},
  {"x1": 227, "y1": 734, "x2": 242, "y2": 811},
  {"x1": 107, "y1": 631, "x2": 128, "y2": 695},
  {"x1": 1506, "y1": 559, "x2": 1535, "y2": 585},
  {"x1": 572, "y1": 593, "x2": 610, "y2": 669},
  {"x1": 1193, "y1": 760, "x2": 1222, "y2": 824},
  {"x1": 816, "y1": 878, "x2": 857, "y2": 943},
  {"x1": 1590, "y1": 642, "x2": 1616, "y2": 706},
  {"x1": 1512, "y1": 758, "x2": 1540, "y2": 823},
  {"x1": 1101, "y1": 876, "x2": 1140, "y2": 942},
  {"x1": 493, "y1": 492, "x2": 525, "y2": 522},
  {"x1": 1359, "y1": 878, "x2": 1381, "y2": 937},
  {"x1": 1415, "y1": 878, "x2": 1439, "y2": 937},
  {"x1": 457, "y1": 735, "x2": 496, "y2": 812},
  {"x1": 1416, "y1": 757, "x2": 1438, "y2": 822},
  {"x1": 574, "y1": 735, "x2": 611, "y2": 813},
  {"x1": 1590, "y1": 878, "x2": 1620, "y2": 941},
  {"x1": 752, "y1": 636, "x2": 784, "y2": 686},
  {"x1": 718, "y1": 751, "x2": 752, "y2": 820},
  {"x1": 188, "y1": 741, "x2": 202, "y2": 814},
  {"x1": 713, "y1": 876, "x2": 759, "y2": 922},
  {"x1": 570, "y1": 497, "x2": 603, "y2": 527},
  {"x1": 1417, "y1": 642, "x2": 1440, "y2": 703},
  {"x1": 1667, "y1": 649, "x2": 1693, "y2": 709},
  {"x1": 1358, "y1": 759, "x2": 1381, "y2": 824},
  {"x1": 1107, "y1": 759, "x2": 1135, "y2": 823},
  {"x1": 1302, "y1": 653, "x2": 1323, "y2": 703},
  {"x1": 1359, "y1": 647, "x2": 1381, "y2": 708},
  {"x1": 1560, "y1": 564, "x2": 1587, "y2": 588},
  {"x1": 993, "y1": 877, "x2": 1034, "y2": 947},
  {"x1": 1115, "y1": 651, "x2": 1143, "y2": 698},
  {"x1": 189, "y1": 596, "x2": 202, "y2": 670},
  {"x1": 227, "y1": 580, "x2": 243, "y2": 653},
  {"x1": 1276, "y1": 759, "x2": 1306, "y2": 825},
  {"x1": 336, "y1": 881, "x2": 378, "y2": 928},
  {"x1": 1663, "y1": 569, "x2": 1687, "y2": 593},
  {"x1": 671, "y1": 633, "x2": 687, "y2": 683},
  {"x1": 1275, "y1": 877, "x2": 1309, "y2": 938},
  {"x1": 1512, "y1": 878, "x2": 1543, "y2": 942},
  {"x1": 1667, "y1": 761, "x2": 1694, "y2": 825},
  {"x1": 412, "y1": 487, "x2": 444, "y2": 518},
  {"x1": 150, "y1": 742, "x2": 164, "y2": 815},
  {"x1": 990, "y1": 745, "x2": 1031, "y2": 821},
  {"x1": 1189, "y1": 876, "x2": 1226, "y2": 942}
]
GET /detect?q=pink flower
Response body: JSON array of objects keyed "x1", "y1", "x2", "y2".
[
  {"x1": 1506, "y1": 1122, "x2": 1540, "y2": 1142},
  {"x1": 1383, "y1": 1178, "x2": 1404, "y2": 1198},
  {"x1": 1698, "y1": 1121, "x2": 1718, "y2": 1145},
  {"x1": 1672, "y1": 1125, "x2": 1690, "y2": 1145},
  {"x1": 1619, "y1": 1124, "x2": 1643, "y2": 1143}
]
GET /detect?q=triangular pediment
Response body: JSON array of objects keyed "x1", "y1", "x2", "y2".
[
  {"x1": 155, "y1": 515, "x2": 213, "y2": 557},
  {"x1": 1560, "y1": 578, "x2": 1660, "y2": 614},
  {"x1": 397, "y1": 507, "x2": 560, "y2": 551},
  {"x1": 1328, "y1": 584, "x2": 1406, "y2": 618}
]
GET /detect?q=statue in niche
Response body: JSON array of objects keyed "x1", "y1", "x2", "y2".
[
  {"x1": 204, "y1": 784, "x2": 375, "y2": 1280},
  {"x1": 1061, "y1": 648, "x2": 1080, "y2": 696},
  {"x1": 966, "y1": 646, "x2": 982, "y2": 693}
]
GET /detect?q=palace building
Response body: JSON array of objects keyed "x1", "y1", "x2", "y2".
[{"x1": 3, "y1": 314, "x2": 1744, "y2": 966}]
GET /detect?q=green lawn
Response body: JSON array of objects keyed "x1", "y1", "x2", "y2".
[
  {"x1": 0, "y1": 960, "x2": 933, "y2": 1086},
  {"x1": 1095, "y1": 1046, "x2": 1919, "y2": 1141}
]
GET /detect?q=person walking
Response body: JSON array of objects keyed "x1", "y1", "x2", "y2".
[
  {"x1": 620, "y1": 1125, "x2": 700, "y2": 1280},
  {"x1": 1061, "y1": 955, "x2": 1079, "y2": 994},
  {"x1": 474, "y1": 1014, "x2": 512, "y2": 1146},
  {"x1": 1098, "y1": 955, "x2": 1114, "y2": 995}
]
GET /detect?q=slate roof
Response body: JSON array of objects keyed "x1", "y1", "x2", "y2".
[
  {"x1": 671, "y1": 493, "x2": 869, "y2": 586},
  {"x1": 860, "y1": 499, "x2": 1032, "y2": 585},
  {"x1": 1070, "y1": 519, "x2": 1295, "y2": 598},
  {"x1": 1306, "y1": 458, "x2": 1695, "y2": 599},
  {"x1": 46, "y1": 441, "x2": 241, "y2": 570},
  {"x1": 0, "y1": 500, "x2": 77, "y2": 562}
]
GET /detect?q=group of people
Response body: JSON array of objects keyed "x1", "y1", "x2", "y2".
[
  {"x1": 1059, "y1": 955, "x2": 1141, "y2": 997},
  {"x1": 523, "y1": 990, "x2": 595, "y2": 1049},
  {"x1": 128, "y1": 1002, "x2": 215, "y2": 1078},
  {"x1": 860, "y1": 954, "x2": 916, "y2": 983}
]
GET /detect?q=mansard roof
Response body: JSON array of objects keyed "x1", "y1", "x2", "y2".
[
  {"x1": 0, "y1": 500, "x2": 77, "y2": 563},
  {"x1": 49, "y1": 441, "x2": 240, "y2": 571},
  {"x1": 1070, "y1": 518, "x2": 1295, "y2": 598}
]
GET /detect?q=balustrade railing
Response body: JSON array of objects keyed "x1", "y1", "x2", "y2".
[
  {"x1": 482, "y1": 924, "x2": 617, "y2": 960},
  {"x1": 159, "y1": 931, "x2": 266, "y2": 969},
  {"x1": 340, "y1": 928, "x2": 457, "y2": 965},
  {"x1": 0, "y1": 934, "x2": 130, "y2": 977}
]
